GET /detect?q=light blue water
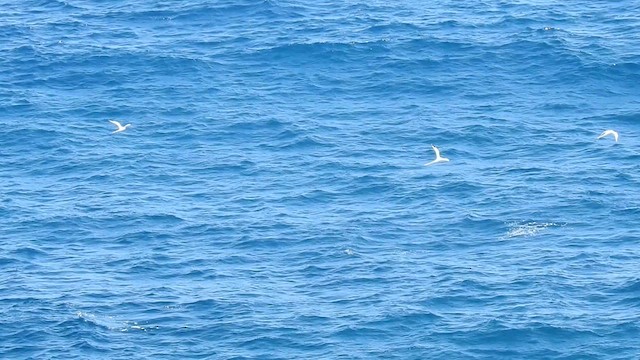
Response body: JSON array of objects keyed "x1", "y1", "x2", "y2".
[{"x1": 1, "y1": 1, "x2": 640, "y2": 359}]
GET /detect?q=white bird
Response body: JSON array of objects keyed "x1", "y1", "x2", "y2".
[
  {"x1": 597, "y1": 129, "x2": 618, "y2": 142},
  {"x1": 424, "y1": 145, "x2": 450, "y2": 166},
  {"x1": 109, "y1": 120, "x2": 131, "y2": 133}
]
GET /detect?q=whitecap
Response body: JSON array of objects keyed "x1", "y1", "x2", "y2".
[{"x1": 504, "y1": 221, "x2": 562, "y2": 239}]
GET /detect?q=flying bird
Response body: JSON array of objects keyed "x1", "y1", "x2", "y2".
[
  {"x1": 597, "y1": 129, "x2": 618, "y2": 142},
  {"x1": 109, "y1": 120, "x2": 131, "y2": 134},
  {"x1": 425, "y1": 145, "x2": 450, "y2": 166}
]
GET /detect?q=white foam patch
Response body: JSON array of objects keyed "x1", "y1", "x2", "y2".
[
  {"x1": 504, "y1": 221, "x2": 562, "y2": 239},
  {"x1": 77, "y1": 311, "x2": 153, "y2": 332}
]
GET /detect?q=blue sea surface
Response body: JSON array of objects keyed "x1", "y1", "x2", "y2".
[{"x1": 1, "y1": 0, "x2": 640, "y2": 359}]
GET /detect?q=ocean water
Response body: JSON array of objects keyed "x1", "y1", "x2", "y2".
[{"x1": 1, "y1": 0, "x2": 640, "y2": 358}]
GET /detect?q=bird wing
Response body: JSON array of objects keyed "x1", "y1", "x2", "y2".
[
  {"x1": 431, "y1": 145, "x2": 441, "y2": 158},
  {"x1": 597, "y1": 130, "x2": 619, "y2": 141},
  {"x1": 109, "y1": 120, "x2": 123, "y2": 128}
]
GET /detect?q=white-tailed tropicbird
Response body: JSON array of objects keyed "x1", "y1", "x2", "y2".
[
  {"x1": 597, "y1": 129, "x2": 618, "y2": 142},
  {"x1": 109, "y1": 120, "x2": 131, "y2": 133},
  {"x1": 424, "y1": 145, "x2": 450, "y2": 166}
]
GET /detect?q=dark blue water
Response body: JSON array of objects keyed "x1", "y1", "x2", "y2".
[{"x1": 1, "y1": 1, "x2": 640, "y2": 358}]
